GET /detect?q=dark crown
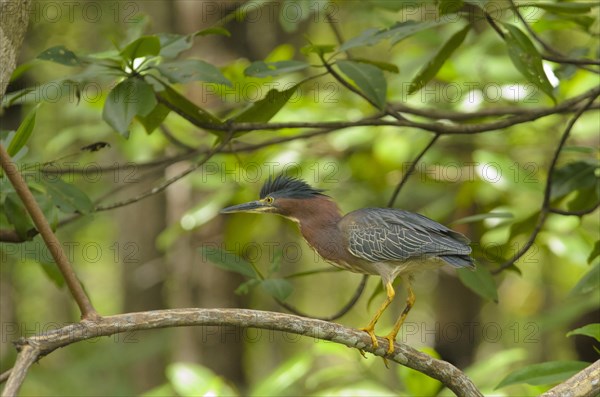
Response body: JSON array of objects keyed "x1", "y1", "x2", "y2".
[{"x1": 260, "y1": 175, "x2": 326, "y2": 199}]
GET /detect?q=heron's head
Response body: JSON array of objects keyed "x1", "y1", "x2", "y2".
[{"x1": 220, "y1": 175, "x2": 329, "y2": 220}]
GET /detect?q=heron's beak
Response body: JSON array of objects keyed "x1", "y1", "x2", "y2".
[{"x1": 220, "y1": 200, "x2": 271, "y2": 214}]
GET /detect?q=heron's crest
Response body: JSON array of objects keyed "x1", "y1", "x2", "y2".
[{"x1": 260, "y1": 175, "x2": 326, "y2": 199}]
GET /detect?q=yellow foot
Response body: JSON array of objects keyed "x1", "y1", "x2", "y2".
[
  {"x1": 358, "y1": 349, "x2": 367, "y2": 359},
  {"x1": 359, "y1": 327, "x2": 379, "y2": 349},
  {"x1": 385, "y1": 334, "x2": 396, "y2": 355}
]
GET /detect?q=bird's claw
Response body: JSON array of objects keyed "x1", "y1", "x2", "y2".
[{"x1": 359, "y1": 327, "x2": 379, "y2": 349}]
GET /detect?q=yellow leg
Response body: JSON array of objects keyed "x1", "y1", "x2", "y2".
[
  {"x1": 359, "y1": 281, "x2": 395, "y2": 349},
  {"x1": 385, "y1": 284, "x2": 416, "y2": 355}
]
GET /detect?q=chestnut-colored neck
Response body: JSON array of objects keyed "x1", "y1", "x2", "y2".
[{"x1": 280, "y1": 197, "x2": 348, "y2": 264}]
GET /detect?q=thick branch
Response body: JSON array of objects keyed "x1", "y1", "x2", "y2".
[
  {"x1": 541, "y1": 360, "x2": 600, "y2": 397},
  {"x1": 0, "y1": 144, "x2": 99, "y2": 320},
  {"x1": 8, "y1": 308, "x2": 482, "y2": 397}
]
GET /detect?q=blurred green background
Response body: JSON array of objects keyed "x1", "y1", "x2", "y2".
[{"x1": 1, "y1": 1, "x2": 598, "y2": 396}]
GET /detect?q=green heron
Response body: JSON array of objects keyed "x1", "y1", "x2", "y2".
[{"x1": 221, "y1": 175, "x2": 474, "y2": 354}]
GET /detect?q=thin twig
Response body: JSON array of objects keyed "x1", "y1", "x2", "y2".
[
  {"x1": 387, "y1": 134, "x2": 441, "y2": 208},
  {"x1": 9, "y1": 308, "x2": 483, "y2": 397},
  {"x1": 493, "y1": 92, "x2": 599, "y2": 274},
  {"x1": 549, "y1": 203, "x2": 600, "y2": 216},
  {"x1": 0, "y1": 144, "x2": 99, "y2": 320},
  {"x1": 275, "y1": 274, "x2": 368, "y2": 321},
  {"x1": 95, "y1": 137, "x2": 229, "y2": 212},
  {"x1": 0, "y1": 369, "x2": 11, "y2": 384},
  {"x1": 159, "y1": 125, "x2": 196, "y2": 151}
]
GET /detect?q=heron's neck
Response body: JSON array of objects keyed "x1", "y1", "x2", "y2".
[{"x1": 292, "y1": 198, "x2": 346, "y2": 263}]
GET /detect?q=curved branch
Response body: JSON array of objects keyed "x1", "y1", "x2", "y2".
[
  {"x1": 541, "y1": 360, "x2": 600, "y2": 397},
  {"x1": 5, "y1": 308, "x2": 482, "y2": 397},
  {"x1": 549, "y1": 203, "x2": 600, "y2": 216},
  {"x1": 493, "y1": 91, "x2": 600, "y2": 274},
  {"x1": 275, "y1": 274, "x2": 369, "y2": 321}
]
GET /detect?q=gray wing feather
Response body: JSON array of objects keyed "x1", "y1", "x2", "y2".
[{"x1": 341, "y1": 208, "x2": 474, "y2": 268}]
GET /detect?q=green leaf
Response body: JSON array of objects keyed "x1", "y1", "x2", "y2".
[
  {"x1": 167, "y1": 363, "x2": 237, "y2": 397},
  {"x1": 567, "y1": 186, "x2": 599, "y2": 212},
  {"x1": 301, "y1": 44, "x2": 336, "y2": 56},
  {"x1": 336, "y1": 60, "x2": 387, "y2": 109},
  {"x1": 339, "y1": 28, "x2": 381, "y2": 51},
  {"x1": 4, "y1": 194, "x2": 34, "y2": 239},
  {"x1": 458, "y1": 266, "x2": 498, "y2": 302},
  {"x1": 120, "y1": 35, "x2": 161, "y2": 60},
  {"x1": 37, "y1": 45, "x2": 80, "y2": 66},
  {"x1": 570, "y1": 263, "x2": 599, "y2": 296},
  {"x1": 2, "y1": 80, "x2": 82, "y2": 108},
  {"x1": 551, "y1": 161, "x2": 599, "y2": 200},
  {"x1": 496, "y1": 361, "x2": 589, "y2": 389},
  {"x1": 102, "y1": 78, "x2": 157, "y2": 137},
  {"x1": 7, "y1": 104, "x2": 39, "y2": 156},
  {"x1": 195, "y1": 27, "x2": 231, "y2": 37},
  {"x1": 235, "y1": 278, "x2": 261, "y2": 295},
  {"x1": 232, "y1": 85, "x2": 298, "y2": 123},
  {"x1": 155, "y1": 82, "x2": 222, "y2": 132},
  {"x1": 42, "y1": 178, "x2": 94, "y2": 214},
  {"x1": 439, "y1": 0, "x2": 465, "y2": 15},
  {"x1": 567, "y1": 323, "x2": 600, "y2": 342},
  {"x1": 250, "y1": 353, "x2": 311, "y2": 396},
  {"x1": 530, "y1": 2, "x2": 597, "y2": 14},
  {"x1": 452, "y1": 212, "x2": 513, "y2": 225},
  {"x1": 502, "y1": 23, "x2": 555, "y2": 102},
  {"x1": 157, "y1": 33, "x2": 194, "y2": 58},
  {"x1": 155, "y1": 60, "x2": 232, "y2": 86},
  {"x1": 408, "y1": 24, "x2": 470, "y2": 94},
  {"x1": 352, "y1": 58, "x2": 399, "y2": 73},
  {"x1": 199, "y1": 246, "x2": 257, "y2": 278},
  {"x1": 340, "y1": 18, "x2": 456, "y2": 51},
  {"x1": 260, "y1": 278, "x2": 293, "y2": 301},
  {"x1": 136, "y1": 103, "x2": 170, "y2": 134},
  {"x1": 588, "y1": 241, "x2": 600, "y2": 264},
  {"x1": 244, "y1": 60, "x2": 310, "y2": 78}
]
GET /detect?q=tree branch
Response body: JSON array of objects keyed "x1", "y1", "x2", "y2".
[
  {"x1": 4, "y1": 308, "x2": 482, "y2": 397},
  {"x1": 0, "y1": 144, "x2": 99, "y2": 320},
  {"x1": 94, "y1": 136, "x2": 230, "y2": 212},
  {"x1": 2, "y1": 345, "x2": 40, "y2": 397},
  {"x1": 387, "y1": 133, "x2": 440, "y2": 208},
  {"x1": 275, "y1": 274, "x2": 368, "y2": 321},
  {"x1": 493, "y1": 91, "x2": 600, "y2": 274},
  {"x1": 541, "y1": 360, "x2": 600, "y2": 397}
]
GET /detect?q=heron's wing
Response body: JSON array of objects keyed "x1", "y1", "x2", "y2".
[{"x1": 341, "y1": 208, "x2": 474, "y2": 268}]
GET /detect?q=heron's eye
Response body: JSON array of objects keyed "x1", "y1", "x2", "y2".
[{"x1": 265, "y1": 196, "x2": 274, "y2": 204}]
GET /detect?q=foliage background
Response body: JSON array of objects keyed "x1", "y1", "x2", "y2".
[{"x1": 0, "y1": 1, "x2": 598, "y2": 396}]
